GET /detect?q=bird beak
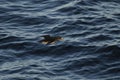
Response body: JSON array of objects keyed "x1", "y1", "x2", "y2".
[{"x1": 61, "y1": 38, "x2": 64, "y2": 40}]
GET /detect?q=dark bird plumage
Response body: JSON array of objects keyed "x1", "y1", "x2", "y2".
[{"x1": 39, "y1": 35, "x2": 63, "y2": 44}]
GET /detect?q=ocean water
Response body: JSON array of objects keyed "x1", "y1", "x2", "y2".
[{"x1": 0, "y1": 0, "x2": 120, "y2": 80}]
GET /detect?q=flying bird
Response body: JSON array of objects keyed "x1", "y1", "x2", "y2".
[{"x1": 39, "y1": 35, "x2": 63, "y2": 44}]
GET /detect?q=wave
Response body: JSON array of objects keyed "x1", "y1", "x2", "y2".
[{"x1": 0, "y1": 0, "x2": 120, "y2": 80}]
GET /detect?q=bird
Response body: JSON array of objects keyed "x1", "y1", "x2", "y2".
[{"x1": 39, "y1": 35, "x2": 63, "y2": 44}]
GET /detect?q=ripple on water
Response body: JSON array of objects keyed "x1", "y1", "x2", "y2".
[{"x1": 0, "y1": 0, "x2": 120, "y2": 80}]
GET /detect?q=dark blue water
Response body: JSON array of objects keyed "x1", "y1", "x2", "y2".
[{"x1": 0, "y1": 0, "x2": 120, "y2": 80}]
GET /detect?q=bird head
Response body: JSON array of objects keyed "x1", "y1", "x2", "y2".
[{"x1": 55, "y1": 36, "x2": 63, "y2": 41}]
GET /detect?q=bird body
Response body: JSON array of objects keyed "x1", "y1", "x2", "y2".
[{"x1": 40, "y1": 35, "x2": 63, "y2": 44}]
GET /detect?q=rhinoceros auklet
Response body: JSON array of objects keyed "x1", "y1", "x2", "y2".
[{"x1": 39, "y1": 35, "x2": 63, "y2": 44}]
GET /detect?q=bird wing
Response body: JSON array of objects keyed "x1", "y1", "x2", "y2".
[{"x1": 41, "y1": 35, "x2": 51, "y2": 39}]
